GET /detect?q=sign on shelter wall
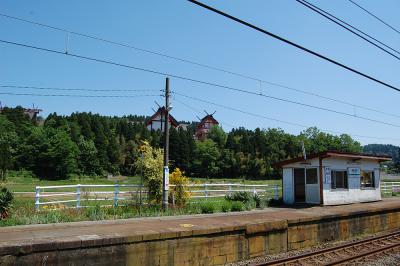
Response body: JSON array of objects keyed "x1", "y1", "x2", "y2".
[
  {"x1": 348, "y1": 167, "x2": 361, "y2": 178},
  {"x1": 324, "y1": 167, "x2": 331, "y2": 184}
]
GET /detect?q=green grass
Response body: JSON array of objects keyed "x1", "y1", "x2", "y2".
[
  {"x1": 0, "y1": 195, "x2": 274, "y2": 227},
  {"x1": 3, "y1": 172, "x2": 143, "y2": 193}
]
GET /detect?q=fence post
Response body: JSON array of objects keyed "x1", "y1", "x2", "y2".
[
  {"x1": 253, "y1": 186, "x2": 257, "y2": 196},
  {"x1": 228, "y1": 185, "x2": 232, "y2": 196},
  {"x1": 204, "y1": 184, "x2": 208, "y2": 200},
  {"x1": 76, "y1": 184, "x2": 81, "y2": 208},
  {"x1": 114, "y1": 184, "x2": 119, "y2": 207},
  {"x1": 274, "y1": 185, "x2": 279, "y2": 200},
  {"x1": 35, "y1": 186, "x2": 40, "y2": 211}
]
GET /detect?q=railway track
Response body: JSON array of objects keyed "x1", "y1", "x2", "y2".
[{"x1": 252, "y1": 230, "x2": 400, "y2": 265}]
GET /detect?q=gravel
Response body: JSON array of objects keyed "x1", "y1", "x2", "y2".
[
  {"x1": 228, "y1": 231, "x2": 400, "y2": 266},
  {"x1": 364, "y1": 252, "x2": 400, "y2": 266}
]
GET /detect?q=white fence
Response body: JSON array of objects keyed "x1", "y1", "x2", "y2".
[
  {"x1": 381, "y1": 182, "x2": 400, "y2": 195},
  {"x1": 184, "y1": 183, "x2": 279, "y2": 199},
  {"x1": 34, "y1": 183, "x2": 280, "y2": 210},
  {"x1": 35, "y1": 184, "x2": 146, "y2": 210}
]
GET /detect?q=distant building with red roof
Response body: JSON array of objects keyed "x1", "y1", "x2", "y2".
[
  {"x1": 0, "y1": 105, "x2": 42, "y2": 120},
  {"x1": 145, "y1": 107, "x2": 178, "y2": 131},
  {"x1": 195, "y1": 113, "x2": 219, "y2": 140}
]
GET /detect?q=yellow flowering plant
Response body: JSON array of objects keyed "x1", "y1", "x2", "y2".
[{"x1": 169, "y1": 168, "x2": 190, "y2": 207}]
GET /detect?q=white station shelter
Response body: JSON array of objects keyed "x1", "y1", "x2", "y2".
[{"x1": 275, "y1": 151, "x2": 391, "y2": 205}]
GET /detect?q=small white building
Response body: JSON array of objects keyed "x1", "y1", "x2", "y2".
[{"x1": 275, "y1": 151, "x2": 391, "y2": 205}]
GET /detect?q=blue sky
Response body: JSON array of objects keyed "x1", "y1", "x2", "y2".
[{"x1": 1, "y1": 0, "x2": 400, "y2": 145}]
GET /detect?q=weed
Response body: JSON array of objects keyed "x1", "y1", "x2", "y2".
[
  {"x1": 199, "y1": 201, "x2": 216, "y2": 214},
  {"x1": 225, "y1": 191, "x2": 252, "y2": 204},
  {"x1": 221, "y1": 201, "x2": 232, "y2": 212},
  {"x1": 0, "y1": 187, "x2": 13, "y2": 219},
  {"x1": 230, "y1": 201, "x2": 245, "y2": 212}
]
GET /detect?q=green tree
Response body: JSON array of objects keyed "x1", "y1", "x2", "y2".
[
  {"x1": 77, "y1": 136, "x2": 101, "y2": 175},
  {"x1": 43, "y1": 128, "x2": 79, "y2": 179},
  {"x1": 0, "y1": 136, "x2": 12, "y2": 181},
  {"x1": 134, "y1": 141, "x2": 164, "y2": 203},
  {"x1": 208, "y1": 125, "x2": 227, "y2": 148},
  {"x1": 0, "y1": 116, "x2": 17, "y2": 181},
  {"x1": 193, "y1": 139, "x2": 221, "y2": 178}
]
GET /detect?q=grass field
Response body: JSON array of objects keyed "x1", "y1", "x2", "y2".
[
  {"x1": 0, "y1": 191, "x2": 277, "y2": 227},
  {"x1": 0, "y1": 172, "x2": 282, "y2": 226},
  {"x1": 2, "y1": 172, "x2": 282, "y2": 193}
]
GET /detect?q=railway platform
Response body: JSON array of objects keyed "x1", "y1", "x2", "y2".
[{"x1": 1, "y1": 198, "x2": 400, "y2": 265}]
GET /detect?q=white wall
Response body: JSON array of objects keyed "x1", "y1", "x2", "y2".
[
  {"x1": 282, "y1": 158, "x2": 319, "y2": 205},
  {"x1": 282, "y1": 157, "x2": 381, "y2": 205},
  {"x1": 147, "y1": 114, "x2": 163, "y2": 131},
  {"x1": 322, "y1": 158, "x2": 381, "y2": 205}
]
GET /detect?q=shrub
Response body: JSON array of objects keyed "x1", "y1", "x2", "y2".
[
  {"x1": 134, "y1": 141, "x2": 163, "y2": 204},
  {"x1": 245, "y1": 200, "x2": 256, "y2": 211},
  {"x1": 199, "y1": 201, "x2": 216, "y2": 214},
  {"x1": 169, "y1": 168, "x2": 190, "y2": 207},
  {"x1": 230, "y1": 201, "x2": 245, "y2": 212},
  {"x1": 221, "y1": 201, "x2": 232, "y2": 212},
  {"x1": 0, "y1": 187, "x2": 13, "y2": 219},
  {"x1": 225, "y1": 191, "x2": 252, "y2": 204},
  {"x1": 252, "y1": 193, "x2": 261, "y2": 208}
]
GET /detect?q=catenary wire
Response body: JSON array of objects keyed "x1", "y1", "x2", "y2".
[
  {"x1": 186, "y1": 0, "x2": 400, "y2": 93},
  {"x1": 1, "y1": 39, "x2": 400, "y2": 128},
  {"x1": 1, "y1": 13, "x2": 399, "y2": 119},
  {"x1": 172, "y1": 91, "x2": 400, "y2": 141},
  {"x1": 0, "y1": 85, "x2": 160, "y2": 92},
  {"x1": 296, "y1": 0, "x2": 400, "y2": 60},
  {"x1": 347, "y1": 0, "x2": 400, "y2": 36}
]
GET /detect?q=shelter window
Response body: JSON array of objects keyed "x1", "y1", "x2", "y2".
[
  {"x1": 306, "y1": 168, "x2": 318, "y2": 184},
  {"x1": 361, "y1": 170, "x2": 375, "y2": 189},
  {"x1": 331, "y1": 170, "x2": 348, "y2": 189}
]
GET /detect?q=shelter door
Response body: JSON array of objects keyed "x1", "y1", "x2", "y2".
[
  {"x1": 294, "y1": 168, "x2": 305, "y2": 202},
  {"x1": 305, "y1": 168, "x2": 320, "y2": 204}
]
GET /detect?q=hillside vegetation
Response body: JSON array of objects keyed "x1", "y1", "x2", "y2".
[{"x1": 0, "y1": 106, "x2": 367, "y2": 181}]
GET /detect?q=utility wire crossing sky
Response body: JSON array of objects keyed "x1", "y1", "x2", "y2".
[{"x1": 0, "y1": 0, "x2": 400, "y2": 142}]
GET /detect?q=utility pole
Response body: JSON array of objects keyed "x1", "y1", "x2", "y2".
[{"x1": 162, "y1": 77, "x2": 170, "y2": 209}]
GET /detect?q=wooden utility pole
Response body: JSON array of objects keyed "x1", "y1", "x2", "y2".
[{"x1": 162, "y1": 77, "x2": 170, "y2": 209}]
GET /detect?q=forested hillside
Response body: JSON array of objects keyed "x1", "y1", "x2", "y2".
[
  {"x1": 0, "y1": 107, "x2": 365, "y2": 180},
  {"x1": 363, "y1": 144, "x2": 400, "y2": 172}
]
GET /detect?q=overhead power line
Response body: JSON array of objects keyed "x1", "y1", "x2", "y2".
[
  {"x1": 173, "y1": 98, "x2": 237, "y2": 128},
  {"x1": 172, "y1": 91, "x2": 400, "y2": 141},
  {"x1": 2, "y1": 39, "x2": 400, "y2": 128},
  {"x1": 1, "y1": 13, "x2": 399, "y2": 119},
  {"x1": 0, "y1": 85, "x2": 160, "y2": 92},
  {"x1": 0, "y1": 12, "x2": 256, "y2": 80},
  {"x1": 186, "y1": 0, "x2": 400, "y2": 93},
  {"x1": 0, "y1": 91, "x2": 160, "y2": 98},
  {"x1": 348, "y1": 0, "x2": 400, "y2": 36},
  {"x1": 296, "y1": 0, "x2": 400, "y2": 60}
]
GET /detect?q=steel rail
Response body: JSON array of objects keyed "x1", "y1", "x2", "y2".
[{"x1": 251, "y1": 230, "x2": 400, "y2": 266}]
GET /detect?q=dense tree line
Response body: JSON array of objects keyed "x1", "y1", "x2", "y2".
[
  {"x1": 363, "y1": 144, "x2": 400, "y2": 173},
  {"x1": 0, "y1": 107, "x2": 371, "y2": 180}
]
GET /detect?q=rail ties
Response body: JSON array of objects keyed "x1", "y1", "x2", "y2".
[{"x1": 251, "y1": 230, "x2": 400, "y2": 266}]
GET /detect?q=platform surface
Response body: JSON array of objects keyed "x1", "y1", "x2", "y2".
[{"x1": 1, "y1": 198, "x2": 400, "y2": 254}]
